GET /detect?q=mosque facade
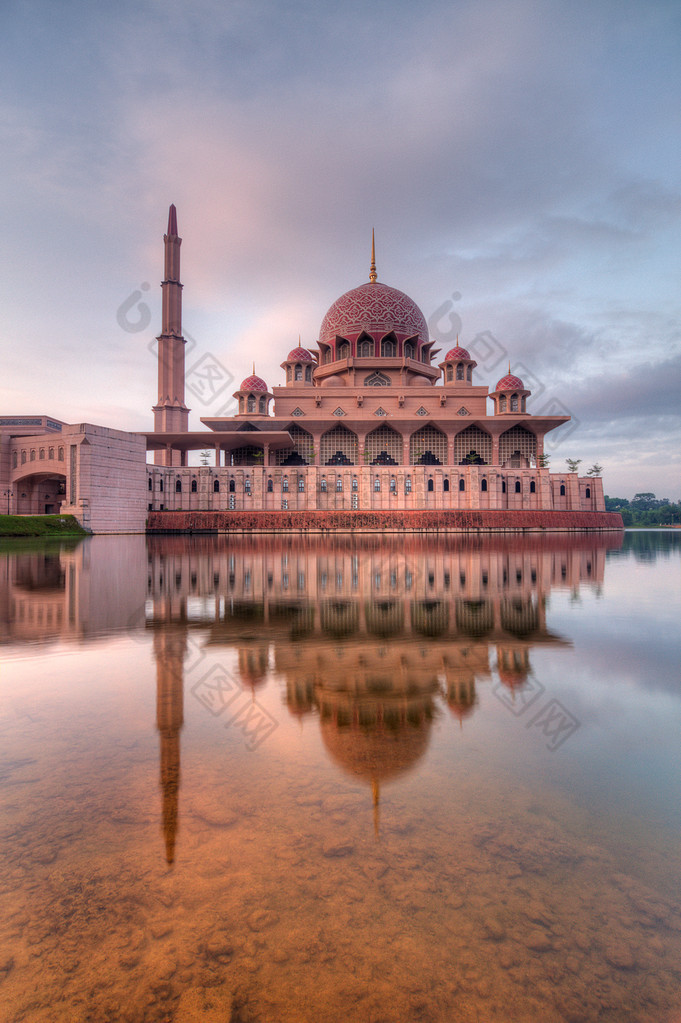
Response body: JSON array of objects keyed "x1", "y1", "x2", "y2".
[{"x1": 1, "y1": 206, "x2": 617, "y2": 532}]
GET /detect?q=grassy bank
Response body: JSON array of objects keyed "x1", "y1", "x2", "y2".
[{"x1": 0, "y1": 514, "x2": 87, "y2": 537}]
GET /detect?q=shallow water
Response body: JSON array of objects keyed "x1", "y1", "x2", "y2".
[{"x1": 1, "y1": 530, "x2": 680, "y2": 1022}]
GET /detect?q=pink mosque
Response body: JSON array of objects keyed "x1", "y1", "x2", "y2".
[{"x1": 0, "y1": 206, "x2": 621, "y2": 533}]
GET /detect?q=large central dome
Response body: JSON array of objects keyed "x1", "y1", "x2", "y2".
[{"x1": 319, "y1": 281, "x2": 429, "y2": 348}]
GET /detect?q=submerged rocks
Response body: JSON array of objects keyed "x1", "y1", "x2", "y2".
[
  {"x1": 322, "y1": 839, "x2": 354, "y2": 858},
  {"x1": 524, "y1": 929, "x2": 553, "y2": 953},
  {"x1": 175, "y1": 984, "x2": 235, "y2": 1022},
  {"x1": 604, "y1": 943, "x2": 636, "y2": 970},
  {"x1": 247, "y1": 908, "x2": 279, "y2": 932},
  {"x1": 483, "y1": 916, "x2": 506, "y2": 941}
]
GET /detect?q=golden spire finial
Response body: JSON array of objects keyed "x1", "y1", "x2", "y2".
[
  {"x1": 508, "y1": 360, "x2": 511, "y2": 375},
  {"x1": 252, "y1": 361, "x2": 256, "y2": 375},
  {"x1": 369, "y1": 228, "x2": 377, "y2": 283}
]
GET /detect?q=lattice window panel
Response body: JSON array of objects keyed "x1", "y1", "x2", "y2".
[
  {"x1": 274, "y1": 425, "x2": 314, "y2": 466},
  {"x1": 453, "y1": 425, "x2": 492, "y2": 465},
  {"x1": 410, "y1": 425, "x2": 447, "y2": 466},
  {"x1": 320, "y1": 425, "x2": 358, "y2": 466},
  {"x1": 499, "y1": 426, "x2": 536, "y2": 466},
  {"x1": 500, "y1": 597, "x2": 539, "y2": 636},
  {"x1": 364, "y1": 371, "x2": 391, "y2": 386},
  {"x1": 230, "y1": 446, "x2": 265, "y2": 466},
  {"x1": 365, "y1": 425, "x2": 402, "y2": 465},
  {"x1": 320, "y1": 600, "x2": 359, "y2": 637},
  {"x1": 455, "y1": 599, "x2": 494, "y2": 637}
]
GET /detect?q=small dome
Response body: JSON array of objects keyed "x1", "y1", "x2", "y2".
[
  {"x1": 495, "y1": 373, "x2": 525, "y2": 392},
  {"x1": 240, "y1": 374, "x2": 268, "y2": 392},
  {"x1": 498, "y1": 667, "x2": 529, "y2": 688},
  {"x1": 287, "y1": 347, "x2": 314, "y2": 363},
  {"x1": 445, "y1": 345, "x2": 471, "y2": 361}
]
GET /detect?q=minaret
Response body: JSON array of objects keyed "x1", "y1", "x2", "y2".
[{"x1": 152, "y1": 204, "x2": 189, "y2": 465}]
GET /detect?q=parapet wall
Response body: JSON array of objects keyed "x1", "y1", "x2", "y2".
[{"x1": 147, "y1": 509, "x2": 624, "y2": 533}]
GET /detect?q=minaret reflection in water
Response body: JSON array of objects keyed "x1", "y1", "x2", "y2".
[
  {"x1": 153, "y1": 610, "x2": 185, "y2": 866},
  {"x1": 146, "y1": 533, "x2": 621, "y2": 860}
]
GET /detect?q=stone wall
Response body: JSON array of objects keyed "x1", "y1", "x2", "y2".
[
  {"x1": 58, "y1": 424, "x2": 148, "y2": 533},
  {"x1": 147, "y1": 509, "x2": 624, "y2": 533},
  {"x1": 146, "y1": 464, "x2": 606, "y2": 514}
]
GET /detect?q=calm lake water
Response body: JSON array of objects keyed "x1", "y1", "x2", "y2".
[{"x1": 0, "y1": 530, "x2": 680, "y2": 1023}]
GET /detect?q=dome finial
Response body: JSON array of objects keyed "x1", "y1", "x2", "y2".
[
  {"x1": 369, "y1": 228, "x2": 377, "y2": 283},
  {"x1": 252, "y1": 361, "x2": 256, "y2": 375}
]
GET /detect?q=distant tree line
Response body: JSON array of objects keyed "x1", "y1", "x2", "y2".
[{"x1": 604, "y1": 493, "x2": 681, "y2": 526}]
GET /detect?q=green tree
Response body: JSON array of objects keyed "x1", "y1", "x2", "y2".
[
  {"x1": 536, "y1": 453, "x2": 550, "y2": 468},
  {"x1": 631, "y1": 492, "x2": 658, "y2": 510},
  {"x1": 604, "y1": 496, "x2": 630, "y2": 511},
  {"x1": 586, "y1": 463, "x2": 603, "y2": 477},
  {"x1": 565, "y1": 458, "x2": 582, "y2": 473},
  {"x1": 200, "y1": 449, "x2": 210, "y2": 466}
]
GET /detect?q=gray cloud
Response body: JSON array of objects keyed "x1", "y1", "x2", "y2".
[{"x1": 1, "y1": 0, "x2": 680, "y2": 496}]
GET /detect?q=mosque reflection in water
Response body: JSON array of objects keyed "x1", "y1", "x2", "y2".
[{"x1": 1, "y1": 532, "x2": 620, "y2": 865}]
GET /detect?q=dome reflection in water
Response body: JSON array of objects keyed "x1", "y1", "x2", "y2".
[{"x1": 1, "y1": 531, "x2": 681, "y2": 1023}]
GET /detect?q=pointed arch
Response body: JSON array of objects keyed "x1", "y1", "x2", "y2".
[
  {"x1": 275, "y1": 424, "x2": 314, "y2": 466},
  {"x1": 365, "y1": 424, "x2": 402, "y2": 465},
  {"x1": 357, "y1": 332, "x2": 375, "y2": 357},
  {"x1": 363, "y1": 371, "x2": 391, "y2": 386},
  {"x1": 380, "y1": 332, "x2": 397, "y2": 357},
  {"x1": 499, "y1": 425, "x2": 536, "y2": 466},
  {"x1": 320, "y1": 424, "x2": 358, "y2": 465},
  {"x1": 410, "y1": 425, "x2": 447, "y2": 466},
  {"x1": 453, "y1": 425, "x2": 491, "y2": 465}
]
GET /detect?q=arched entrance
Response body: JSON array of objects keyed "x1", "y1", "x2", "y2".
[{"x1": 12, "y1": 472, "x2": 66, "y2": 515}]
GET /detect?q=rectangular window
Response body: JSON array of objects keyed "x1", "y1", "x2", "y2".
[
  {"x1": 282, "y1": 498, "x2": 288, "y2": 509},
  {"x1": 69, "y1": 445, "x2": 77, "y2": 504}
]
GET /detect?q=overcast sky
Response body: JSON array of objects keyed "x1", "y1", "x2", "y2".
[{"x1": 1, "y1": 0, "x2": 679, "y2": 498}]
